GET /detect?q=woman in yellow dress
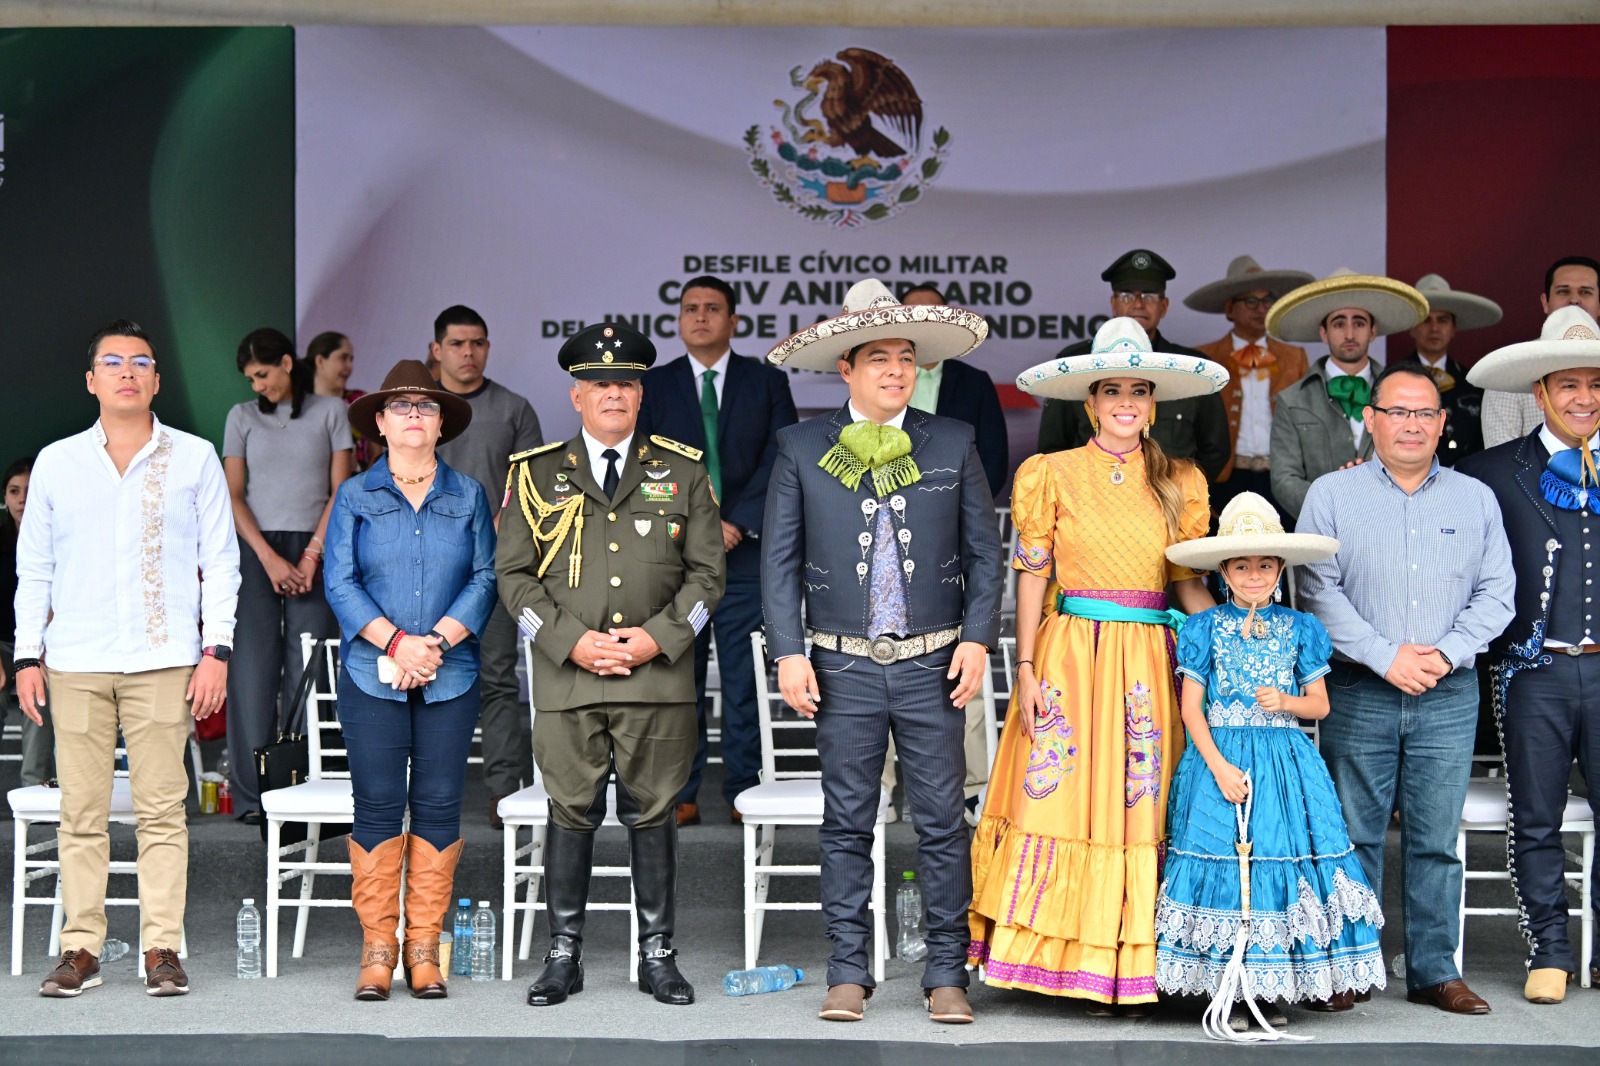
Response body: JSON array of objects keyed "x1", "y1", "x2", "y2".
[{"x1": 969, "y1": 317, "x2": 1229, "y2": 1012}]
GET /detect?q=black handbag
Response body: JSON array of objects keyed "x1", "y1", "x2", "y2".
[{"x1": 254, "y1": 656, "x2": 350, "y2": 846}]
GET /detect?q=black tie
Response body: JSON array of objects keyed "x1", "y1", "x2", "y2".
[{"x1": 602, "y1": 448, "x2": 621, "y2": 499}]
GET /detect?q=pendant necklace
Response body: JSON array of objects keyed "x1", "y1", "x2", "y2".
[
  {"x1": 392, "y1": 463, "x2": 437, "y2": 485},
  {"x1": 1092, "y1": 437, "x2": 1136, "y2": 485},
  {"x1": 1231, "y1": 594, "x2": 1272, "y2": 639}
]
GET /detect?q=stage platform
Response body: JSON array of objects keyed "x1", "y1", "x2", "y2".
[{"x1": 2, "y1": 759, "x2": 1596, "y2": 1065}]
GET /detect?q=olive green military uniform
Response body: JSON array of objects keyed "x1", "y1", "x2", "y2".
[{"x1": 496, "y1": 433, "x2": 725, "y2": 832}]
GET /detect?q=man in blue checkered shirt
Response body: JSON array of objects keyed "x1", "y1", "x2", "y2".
[{"x1": 1296, "y1": 362, "x2": 1514, "y2": 1016}]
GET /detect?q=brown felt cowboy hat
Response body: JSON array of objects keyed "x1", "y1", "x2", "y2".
[{"x1": 347, "y1": 359, "x2": 474, "y2": 445}]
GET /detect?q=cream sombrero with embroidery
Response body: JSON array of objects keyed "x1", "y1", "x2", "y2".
[
  {"x1": 765, "y1": 278, "x2": 988, "y2": 372},
  {"x1": 1015, "y1": 317, "x2": 1228, "y2": 401},
  {"x1": 1466, "y1": 305, "x2": 1600, "y2": 393},
  {"x1": 1265, "y1": 269, "x2": 1429, "y2": 342},
  {"x1": 1413, "y1": 274, "x2": 1503, "y2": 332},
  {"x1": 1166, "y1": 492, "x2": 1339, "y2": 572},
  {"x1": 1183, "y1": 254, "x2": 1315, "y2": 315}
]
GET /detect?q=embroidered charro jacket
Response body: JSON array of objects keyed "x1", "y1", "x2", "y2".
[{"x1": 1195, "y1": 333, "x2": 1309, "y2": 482}]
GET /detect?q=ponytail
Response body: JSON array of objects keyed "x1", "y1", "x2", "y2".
[{"x1": 1141, "y1": 435, "x2": 1190, "y2": 543}]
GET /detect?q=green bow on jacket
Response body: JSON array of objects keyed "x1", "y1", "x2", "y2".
[
  {"x1": 1325, "y1": 374, "x2": 1372, "y2": 421},
  {"x1": 818, "y1": 419, "x2": 922, "y2": 497}
]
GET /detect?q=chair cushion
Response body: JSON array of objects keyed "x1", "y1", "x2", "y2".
[
  {"x1": 261, "y1": 778, "x2": 354, "y2": 818},
  {"x1": 8, "y1": 780, "x2": 135, "y2": 818},
  {"x1": 496, "y1": 782, "x2": 620, "y2": 824},
  {"x1": 1461, "y1": 779, "x2": 1595, "y2": 828},
  {"x1": 734, "y1": 779, "x2": 892, "y2": 821}
]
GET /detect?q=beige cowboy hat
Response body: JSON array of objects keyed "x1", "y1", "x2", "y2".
[
  {"x1": 1015, "y1": 317, "x2": 1228, "y2": 402},
  {"x1": 765, "y1": 278, "x2": 988, "y2": 372},
  {"x1": 347, "y1": 359, "x2": 474, "y2": 445},
  {"x1": 1413, "y1": 274, "x2": 1503, "y2": 332},
  {"x1": 1466, "y1": 306, "x2": 1600, "y2": 393},
  {"x1": 1265, "y1": 269, "x2": 1430, "y2": 343},
  {"x1": 1166, "y1": 492, "x2": 1339, "y2": 572},
  {"x1": 1182, "y1": 255, "x2": 1315, "y2": 315}
]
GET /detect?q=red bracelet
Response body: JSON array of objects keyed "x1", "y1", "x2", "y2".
[{"x1": 385, "y1": 629, "x2": 406, "y2": 658}]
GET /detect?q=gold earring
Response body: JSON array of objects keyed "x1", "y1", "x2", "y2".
[
  {"x1": 1143, "y1": 401, "x2": 1155, "y2": 438},
  {"x1": 1084, "y1": 399, "x2": 1100, "y2": 433}
]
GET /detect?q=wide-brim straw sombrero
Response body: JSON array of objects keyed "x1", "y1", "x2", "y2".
[
  {"x1": 347, "y1": 359, "x2": 474, "y2": 445},
  {"x1": 1413, "y1": 274, "x2": 1504, "y2": 332},
  {"x1": 1183, "y1": 254, "x2": 1315, "y2": 314},
  {"x1": 1466, "y1": 306, "x2": 1600, "y2": 393},
  {"x1": 1265, "y1": 269, "x2": 1429, "y2": 342},
  {"x1": 1166, "y1": 491, "x2": 1339, "y2": 571},
  {"x1": 1015, "y1": 317, "x2": 1228, "y2": 402},
  {"x1": 766, "y1": 278, "x2": 988, "y2": 372}
]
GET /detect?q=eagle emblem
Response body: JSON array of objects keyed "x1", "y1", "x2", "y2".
[{"x1": 745, "y1": 48, "x2": 950, "y2": 228}]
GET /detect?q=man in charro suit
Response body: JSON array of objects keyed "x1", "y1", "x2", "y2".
[
  {"x1": 763, "y1": 279, "x2": 1003, "y2": 1025},
  {"x1": 497, "y1": 321, "x2": 724, "y2": 1007},
  {"x1": 1186, "y1": 255, "x2": 1313, "y2": 517}
]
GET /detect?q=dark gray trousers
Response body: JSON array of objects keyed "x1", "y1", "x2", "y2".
[
  {"x1": 477, "y1": 602, "x2": 532, "y2": 796},
  {"x1": 812, "y1": 645, "x2": 971, "y2": 991}
]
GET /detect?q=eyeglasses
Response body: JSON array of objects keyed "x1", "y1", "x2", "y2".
[
  {"x1": 1231, "y1": 295, "x2": 1276, "y2": 310},
  {"x1": 94, "y1": 355, "x2": 156, "y2": 375},
  {"x1": 1370, "y1": 404, "x2": 1443, "y2": 424},
  {"x1": 383, "y1": 400, "x2": 442, "y2": 416},
  {"x1": 1113, "y1": 291, "x2": 1164, "y2": 305}
]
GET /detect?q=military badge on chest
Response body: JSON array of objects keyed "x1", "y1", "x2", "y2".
[{"x1": 641, "y1": 457, "x2": 677, "y2": 502}]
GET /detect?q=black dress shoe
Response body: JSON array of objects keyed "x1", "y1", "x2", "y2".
[
  {"x1": 526, "y1": 946, "x2": 583, "y2": 1006},
  {"x1": 638, "y1": 944, "x2": 694, "y2": 1005},
  {"x1": 237, "y1": 810, "x2": 264, "y2": 826}
]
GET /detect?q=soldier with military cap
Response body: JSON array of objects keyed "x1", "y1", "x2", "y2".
[
  {"x1": 1037, "y1": 249, "x2": 1233, "y2": 483},
  {"x1": 496, "y1": 321, "x2": 724, "y2": 1007}
]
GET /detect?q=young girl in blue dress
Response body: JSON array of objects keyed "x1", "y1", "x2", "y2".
[{"x1": 1155, "y1": 492, "x2": 1385, "y2": 1036}]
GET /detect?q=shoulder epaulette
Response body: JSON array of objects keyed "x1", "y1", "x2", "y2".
[
  {"x1": 510, "y1": 441, "x2": 565, "y2": 463},
  {"x1": 649, "y1": 435, "x2": 704, "y2": 462}
]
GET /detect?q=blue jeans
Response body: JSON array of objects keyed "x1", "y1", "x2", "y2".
[
  {"x1": 1321, "y1": 661, "x2": 1478, "y2": 991},
  {"x1": 337, "y1": 666, "x2": 480, "y2": 850}
]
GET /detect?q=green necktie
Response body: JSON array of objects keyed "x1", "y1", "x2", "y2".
[
  {"x1": 700, "y1": 368, "x2": 723, "y2": 500},
  {"x1": 1326, "y1": 374, "x2": 1371, "y2": 420}
]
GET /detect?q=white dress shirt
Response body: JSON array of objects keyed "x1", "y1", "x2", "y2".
[
  {"x1": 1539, "y1": 423, "x2": 1598, "y2": 648},
  {"x1": 1325, "y1": 358, "x2": 1376, "y2": 445},
  {"x1": 689, "y1": 350, "x2": 731, "y2": 407},
  {"x1": 14, "y1": 415, "x2": 240, "y2": 672},
  {"x1": 581, "y1": 428, "x2": 636, "y2": 489},
  {"x1": 1232, "y1": 332, "x2": 1273, "y2": 458},
  {"x1": 847, "y1": 402, "x2": 908, "y2": 430}
]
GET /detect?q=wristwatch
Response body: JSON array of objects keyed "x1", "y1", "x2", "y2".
[
  {"x1": 202, "y1": 645, "x2": 233, "y2": 663},
  {"x1": 427, "y1": 629, "x2": 453, "y2": 653}
]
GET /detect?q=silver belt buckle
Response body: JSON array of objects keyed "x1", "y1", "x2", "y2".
[
  {"x1": 868, "y1": 636, "x2": 899, "y2": 665},
  {"x1": 1565, "y1": 645, "x2": 1585, "y2": 657}
]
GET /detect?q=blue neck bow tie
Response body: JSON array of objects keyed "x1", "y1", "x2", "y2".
[{"x1": 1542, "y1": 448, "x2": 1593, "y2": 511}]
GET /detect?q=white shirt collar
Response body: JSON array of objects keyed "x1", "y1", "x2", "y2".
[
  {"x1": 690, "y1": 350, "x2": 732, "y2": 379},
  {"x1": 1540, "y1": 423, "x2": 1598, "y2": 456},
  {"x1": 1325, "y1": 358, "x2": 1375, "y2": 384},
  {"x1": 580, "y1": 427, "x2": 636, "y2": 484},
  {"x1": 1231, "y1": 332, "x2": 1267, "y2": 350},
  {"x1": 1418, "y1": 351, "x2": 1449, "y2": 369},
  {"x1": 90, "y1": 413, "x2": 166, "y2": 478},
  {"x1": 847, "y1": 401, "x2": 908, "y2": 430}
]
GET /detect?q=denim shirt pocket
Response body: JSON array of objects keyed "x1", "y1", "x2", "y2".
[{"x1": 352, "y1": 494, "x2": 406, "y2": 546}]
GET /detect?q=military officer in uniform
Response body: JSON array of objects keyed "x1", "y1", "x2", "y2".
[{"x1": 497, "y1": 322, "x2": 724, "y2": 1007}]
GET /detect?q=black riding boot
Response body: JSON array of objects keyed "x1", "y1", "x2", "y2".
[
  {"x1": 631, "y1": 821, "x2": 694, "y2": 1004},
  {"x1": 526, "y1": 824, "x2": 594, "y2": 1006}
]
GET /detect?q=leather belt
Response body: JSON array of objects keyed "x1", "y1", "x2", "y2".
[
  {"x1": 1233, "y1": 454, "x2": 1271, "y2": 472},
  {"x1": 1547, "y1": 643, "x2": 1600, "y2": 657},
  {"x1": 809, "y1": 627, "x2": 960, "y2": 665}
]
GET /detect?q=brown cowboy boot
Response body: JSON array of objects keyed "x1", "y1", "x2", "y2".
[
  {"x1": 402, "y1": 836, "x2": 464, "y2": 999},
  {"x1": 349, "y1": 836, "x2": 405, "y2": 1001}
]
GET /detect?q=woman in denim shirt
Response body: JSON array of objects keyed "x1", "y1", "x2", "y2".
[{"x1": 325, "y1": 360, "x2": 497, "y2": 1002}]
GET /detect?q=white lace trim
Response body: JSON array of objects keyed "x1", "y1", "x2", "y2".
[
  {"x1": 1156, "y1": 949, "x2": 1388, "y2": 1002},
  {"x1": 1155, "y1": 868, "x2": 1384, "y2": 953},
  {"x1": 1204, "y1": 698, "x2": 1301, "y2": 728}
]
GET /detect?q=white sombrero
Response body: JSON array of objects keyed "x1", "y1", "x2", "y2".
[
  {"x1": 765, "y1": 278, "x2": 988, "y2": 372},
  {"x1": 1265, "y1": 269, "x2": 1430, "y2": 343},
  {"x1": 1165, "y1": 492, "x2": 1339, "y2": 572},
  {"x1": 1015, "y1": 317, "x2": 1228, "y2": 402},
  {"x1": 1413, "y1": 274, "x2": 1503, "y2": 332},
  {"x1": 1183, "y1": 255, "x2": 1316, "y2": 314},
  {"x1": 1466, "y1": 306, "x2": 1600, "y2": 393}
]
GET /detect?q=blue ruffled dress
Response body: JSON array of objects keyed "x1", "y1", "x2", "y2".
[{"x1": 1154, "y1": 603, "x2": 1386, "y2": 1002}]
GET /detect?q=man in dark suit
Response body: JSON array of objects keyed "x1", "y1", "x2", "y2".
[
  {"x1": 1457, "y1": 305, "x2": 1600, "y2": 1005},
  {"x1": 764, "y1": 279, "x2": 1003, "y2": 1025},
  {"x1": 902, "y1": 284, "x2": 1009, "y2": 496},
  {"x1": 1392, "y1": 274, "x2": 1503, "y2": 466},
  {"x1": 638, "y1": 275, "x2": 798, "y2": 826},
  {"x1": 1036, "y1": 249, "x2": 1231, "y2": 482}
]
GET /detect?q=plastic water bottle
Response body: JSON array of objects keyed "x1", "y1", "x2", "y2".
[
  {"x1": 451, "y1": 898, "x2": 474, "y2": 976},
  {"x1": 236, "y1": 899, "x2": 262, "y2": 979},
  {"x1": 469, "y1": 901, "x2": 496, "y2": 981},
  {"x1": 1392, "y1": 953, "x2": 1407, "y2": 981},
  {"x1": 722, "y1": 964, "x2": 804, "y2": 996},
  {"x1": 98, "y1": 938, "x2": 131, "y2": 964},
  {"x1": 896, "y1": 871, "x2": 928, "y2": 962}
]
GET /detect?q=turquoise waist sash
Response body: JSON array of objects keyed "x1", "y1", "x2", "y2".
[{"x1": 1056, "y1": 593, "x2": 1187, "y2": 633}]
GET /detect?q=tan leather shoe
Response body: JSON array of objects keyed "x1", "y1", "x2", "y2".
[
  {"x1": 39, "y1": 950, "x2": 100, "y2": 998},
  {"x1": 1406, "y1": 978, "x2": 1490, "y2": 1014},
  {"x1": 143, "y1": 947, "x2": 189, "y2": 996},
  {"x1": 819, "y1": 982, "x2": 870, "y2": 1021},
  {"x1": 1524, "y1": 967, "x2": 1571, "y2": 1004},
  {"x1": 675, "y1": 803, "x2": 701, "y2": 827},
  {"x1": 925, "y1": 985, "x2": 974, "y2": 1023}
]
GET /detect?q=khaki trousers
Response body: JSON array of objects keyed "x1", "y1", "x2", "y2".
[
  {"x1": 49, "y1": 666, "x2": 194, "y2": 954},
  {"x1": 882, "y1": 694, "x2": 991, "y2": 799},
  {"x1": 534, "y1": 702, "x2": 696, "y2": 832}
]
